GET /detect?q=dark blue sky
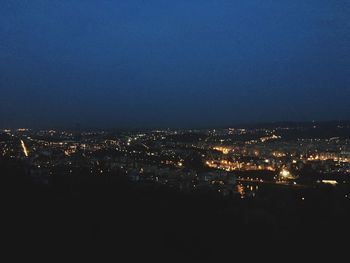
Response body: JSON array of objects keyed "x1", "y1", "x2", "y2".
[{"x1": 1, "y1": 0, "x2": 349, "y2": 129}]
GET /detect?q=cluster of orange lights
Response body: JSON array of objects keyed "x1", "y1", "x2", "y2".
[
  {"x1": 308, "y1": 155, "x2": 350, "y2": 163},
  {"x1": 206, "y1": 159, "x2": 275, "y2": 172},
  {"x1": 213, "y1": 146, "x2": 231, "y2": 155},
  {"x1": 272, "y1": 151, "x2": 286, "y2": 158}
]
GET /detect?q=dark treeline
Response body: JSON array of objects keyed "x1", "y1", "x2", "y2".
[{"x1": 2, "y1": 156, "x2": 350, "y2": 261}]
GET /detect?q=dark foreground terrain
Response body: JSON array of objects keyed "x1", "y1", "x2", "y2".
[{"x1": 2, "y1": 157, "x2": 350, "y2": 261}]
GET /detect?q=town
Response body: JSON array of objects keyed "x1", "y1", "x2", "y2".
[{"x1": 2, "y1": 121, "x2": 350, "y2": 201}]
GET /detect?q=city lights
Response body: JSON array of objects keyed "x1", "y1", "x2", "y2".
[{"x1": 20, "y1": 140, "x2": 29, "y2": 157}]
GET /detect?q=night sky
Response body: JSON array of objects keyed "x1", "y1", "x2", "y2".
[{"x1": 1, "y1": 0, "x2": 349, "y2": 129}]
